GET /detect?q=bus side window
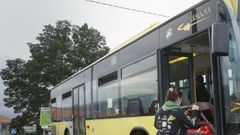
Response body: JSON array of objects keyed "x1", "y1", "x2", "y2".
[{"x1": 127, "y1": 98, "x2": 144, "y2": 116}]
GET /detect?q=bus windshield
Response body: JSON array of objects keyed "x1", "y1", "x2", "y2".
[{"x1": 220, "y1": 14, "x2": 240, "y2": 134}]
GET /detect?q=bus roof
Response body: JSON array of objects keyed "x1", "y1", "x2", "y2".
[{"x1": 109, "y1": 22, "x2": 160, "y2": 53}]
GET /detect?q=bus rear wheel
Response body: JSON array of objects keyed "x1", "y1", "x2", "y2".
[
  {"x1": 64, "y1": 129, "x2": 70, "y2": 135},
  {"x1": 130, "y1": 129, "x2": 148, "y2": 135}
]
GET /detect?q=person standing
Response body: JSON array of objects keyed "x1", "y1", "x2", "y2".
[
  {"x1": 196, "y1": 75, "x2": 210, "y2": 102},
  {"x1": 154, "y1": 85, "x2": 200, "y2": 135}
]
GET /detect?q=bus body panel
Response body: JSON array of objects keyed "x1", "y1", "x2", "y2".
[
  {"x1": 86, "y1": 116, "x2": 156, "y2": 135},
  {"x1": 51, "y1": 122, "x2": 73, "y2": 135}
]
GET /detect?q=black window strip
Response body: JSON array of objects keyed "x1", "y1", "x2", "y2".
[
  {"x1": 98, "y1": 71, "x2": 118, "y2": 86},
  {"x1": 51, "y1": 98, "x2": 56, "y2": 104},
  {"x1": 62, "y1": 91, "x2": 72, "y2": 100}
]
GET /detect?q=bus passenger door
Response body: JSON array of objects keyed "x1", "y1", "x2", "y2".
[
  {"x1": 73, "y1": 85, "x2": 86, "y2": 135},
  {"x1": 158, "y1": 50, "x2": 194, "y2": 105}
]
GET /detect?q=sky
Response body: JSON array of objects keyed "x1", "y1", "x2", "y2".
[{"x1": 0, "y1": 0, "x2": 201, "y2": 118}]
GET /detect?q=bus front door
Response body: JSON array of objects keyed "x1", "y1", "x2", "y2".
[
  {"x1": 159, "y1": 50, "x2": 194, "y2": 106},
  {"x1": 73, "y1": 85, "x2": 86, "y2": 135}
]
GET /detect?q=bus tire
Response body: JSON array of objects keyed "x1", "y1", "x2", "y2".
[
  {"x1": 64, "y1": 129, "x2": 70, "y2": 135},
  {"x1": 130, "y1": 128, "x2": 149, "y2": 135}
]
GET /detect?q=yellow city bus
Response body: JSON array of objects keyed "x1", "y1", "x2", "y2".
[{"x1": 50, "y1": 0, "x2": 240, "y2": 135}]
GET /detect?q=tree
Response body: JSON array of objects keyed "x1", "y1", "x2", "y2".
[
  {"x1": 0, "y1": 20, "x2": 109, "y2": 134},
  {"x1": 71, "y1": 24, "x2": 109, "y2": 70},
  {"x1": 1, "y1": 59, "x2": 28, "y2": 112}
]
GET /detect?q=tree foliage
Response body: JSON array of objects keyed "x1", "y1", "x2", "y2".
[{"x1": 0, "y1": 20, "x2": 109, "y2": 134}]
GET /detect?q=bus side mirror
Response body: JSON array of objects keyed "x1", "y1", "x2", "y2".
[{"x1": 211, "y1": 23, "x2": 229, "y2": 56}]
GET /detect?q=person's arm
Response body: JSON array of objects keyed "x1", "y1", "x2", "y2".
[
  {"x1": 154, "y1": 109, "x2": 161, "y2": 129},
  {"x1": 177, "y1": 105, "x2": 200, "y2": 128}
]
